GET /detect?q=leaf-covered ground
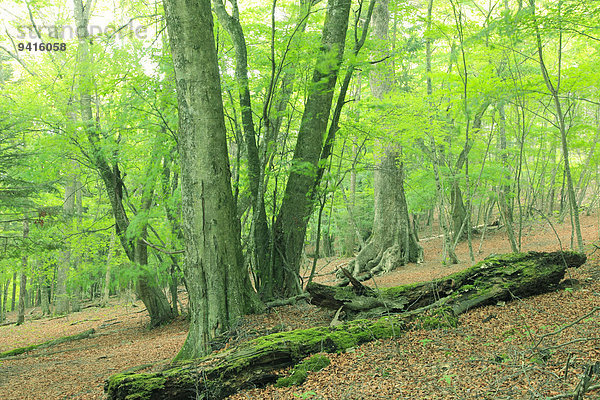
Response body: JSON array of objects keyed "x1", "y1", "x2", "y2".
[{"x1": 1, "y1": 214, "x2": 599, "y2": 399}]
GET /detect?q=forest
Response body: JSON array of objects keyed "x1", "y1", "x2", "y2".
[{"x1": 0, "y1": 0, "x2": 599, "y2": 398}]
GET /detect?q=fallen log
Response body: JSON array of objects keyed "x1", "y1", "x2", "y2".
[
  {"x1": 0, "y1": 328, "x2": 96, "y2": 358},
  {"x1": 308, "y1": 251, "x2": 587, "y2": 319},
  {"x1": 104, "y1": 251, "x2": 586, "y2": 400}
]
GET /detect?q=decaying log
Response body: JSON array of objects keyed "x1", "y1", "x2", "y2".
[
  {"x1": 104, "y1": 251, "x2": 586, "y2": 400},
  {"x1": 105, "y1": 316, "x2": 415, "y2": 400},
  {"x1": 308, "y1": 251, "x2": 586, "y2": 319}
]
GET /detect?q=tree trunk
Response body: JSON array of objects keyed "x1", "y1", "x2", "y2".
[
  {"x1": 0, "y1": 279, "x2": 5, "y2": 322},
  {"x1": 16, "y1": 220, "x2": 29, "y2": 325},
  {"x1": 102, "y1": 229, "x2": 116, "y2": 307},
  {"x1": 163, "y1": 0, "x2": 262, "y2": 360},
  {"x1": 55, "y1": 173, "x2": 76, "y2": 315},
  {"x1": 38, "y1": 259, "x2": 50, "y2": 316},
  {"x1": 530, "y1": 0, "x2": 584, "y2": 253},
  {"x1": 1, "y1": 278, "x2": 9, "y2": 321},
  {"x1": 104, "y1": 251, "x2": 586, "y2": 400},
  {"x1": 312, "y1": 251, "x2": 585, "y2": 319},
  {"x1": 271, "y1": 0, "x2": 352, "y2": 298},
  {"x1": 16, "y1": 272, "x2": 26, "y2": 326},
  {"x1": 72, "y1": 0, "x2": 175, "y2": 327},
  {"x1": 348, "y1": 0, "x2": 422, "y2": 277},
  {"x1": 11, "y1": 271, "x2": 16, "y2": 312}
]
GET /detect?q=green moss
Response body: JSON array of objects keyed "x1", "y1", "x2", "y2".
[
  {"x1": 414, "y1": 307, "x2": 458, "y2": 330},
  {"x1": 275, "y1": 354, "x2": 331, "y2": 387},
  {"x1": 249, "y1": 317, "x2": 400, "y2": 356},
  {"x1": 460, "y1": 284, "x2": 475, "y2": 292},
  {"x1": 0, "y1": 343, "x2": 39, "y2": 358},
  {"x1": 105, "y1": 373, "x2": 166, "y2": 400},
  {"x1": 0, "y1": 328, "x2": 95, "y2": 359}
]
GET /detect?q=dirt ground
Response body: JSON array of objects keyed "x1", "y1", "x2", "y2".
[{"x1": 1, "y1": 213, "x2": 599, "y2": 399}]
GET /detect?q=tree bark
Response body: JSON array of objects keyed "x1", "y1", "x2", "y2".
[
  {"x1": 11, "y1": 271, "x2": 16, "y2": 312},
  {"x1": 101, "y1": 229, "x2": 116, "y2": 307},
  {"x1": 38, "y1": 259, "x2": 50, "y2": 316},
  {"x1": 104, "y1": 251, "x2": 585, "y2": 400},
  {"x1": 55, "y1": 173, "x2": 76, "y2": 315},
  {"x1": 311, "y1": 251, "x2": 585, "y2": 319},
  {"x1": 271, "y1": 0, "x2": 352, "y2": 298},
  {"x1": 348, "y1": 0, "x2": 423, "y2": 277},
  {"x1": 212, "y1": 0, "x2": 273, "y2": 300},
  {"x1": 1, "y1": 278, "x2": 9, "y2": 321},
  {"x1": 163, "y1": 0, "x2": 262, "y2": 360},
  {"x1": 530, "y1": 0, "x2": 584, "y2": 253},
  {"x1": 16, "y1": 220, "x2": 29, "y2": 326}
]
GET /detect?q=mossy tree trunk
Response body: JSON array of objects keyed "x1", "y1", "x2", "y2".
[
  {"x1": 312, "y1": 251, "x2": 586, "y2": 319},
  {"x1": 163, "y1": 0, "x2": 262, "y2": 360},
  {"x1": 105, "y1": 251, "x2": 585, "y2": 400},
  {"x1": 271, "y1": 0, "x2": 352, "y2": 298}
]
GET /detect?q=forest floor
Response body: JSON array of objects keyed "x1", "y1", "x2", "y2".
[{"x1": 1, "y1": 213, "x2": 600, "y2": 399}]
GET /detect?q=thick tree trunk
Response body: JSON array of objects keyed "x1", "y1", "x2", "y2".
[
  {"x1": 349, "y1": 0, "x2": 422, "y2": 277},
  {"x1": 163, "y1": 0, "x2": 262, "y2": 360},
  {"x1": 105, "y1": 251, "x2": 585, "y2": 400},
  {"x1": 349, "y1": 150, "x2": 422, "y2": 276}
]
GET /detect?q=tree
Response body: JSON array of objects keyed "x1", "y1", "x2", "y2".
[
  {"x1": 349, "y1": 0, "x2": 423, "y2": 277},
  {"x1": 16, "y1": 219, "x2": 29, "y2": 325},
  {"x1": 71, "y1": 0, "x2": 175, "y2": 327},
  {"x1": 271, "y1": 0, "x2": 353, "y2": 298},
  {"x1": 163, "y1": 0, "x2": 261, "y2": 359},
  {"x1": 529, "y1": 0, "x2": 584, "y2": 253}
]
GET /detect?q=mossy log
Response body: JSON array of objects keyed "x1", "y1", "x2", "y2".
[
  {"x1": 105, "y1": 316, "x2": 416, "y2": 400},
  {"x1": 308, "y1": 251, "x2": 587, "y2": 319},
  {"x1": 0, "y1": 328, "x2": 96, "y2": 358},
  {"x1": 104, "y1": 251, "x2": 585, "y2": 400}
]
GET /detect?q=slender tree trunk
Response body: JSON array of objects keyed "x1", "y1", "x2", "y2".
[
  {"x1": 168, "y1": 261, "x2": 179, "y2": 316},
  {"x1": 271, "y1": 0, "x2": 352, "y2": 297},
  {"x1": 575, "y1": 112, "x2": 600, "y2": 207},
  {"x1": 1, "y1": 278, "x2": 9, "y2": 321},
  {"x1": 11, "y1": 271, "x2": 16, "y2": 312},
  {"x1": 497, "y1": 104, "x2": 518, "y2": 252},
  {"x1": 72, "y1": 0, "x2": 175, "y2": 327},
  {"x1": 0, "y1": 279, "x2": 5, "y2": 322},
  {"x1": 38, "y1": 259, "x2": 50, "y2": 316},
  {"x1": 530, "y1": 0, "x2": 584, "y2": 252},
  {"x1": 212, "y1": 0, "x2": 273, "y2": 299},
  {"x1": 16, "y1": 220, "x2": 29, "y2": 325},
  {"x1": 102, "y1": 229, "x2": 116, "y2": 307},
  {"x1": 55, "y1": 174, "x2": 76, "y2": 314}
]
